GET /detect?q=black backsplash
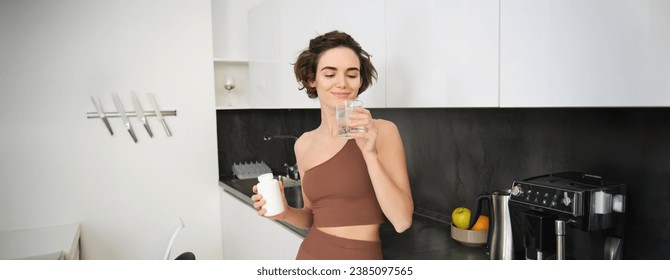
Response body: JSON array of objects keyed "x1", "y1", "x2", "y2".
[
  {"x1": 216, "y1": 109, "x2": 320, "y2": 177},
  {"x1": 216, "y1": 108, "x2": 670, "y2": 259}
]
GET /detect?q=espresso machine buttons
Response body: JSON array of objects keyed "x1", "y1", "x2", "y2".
[
  {"x1": 561, "y1": 192, "x2": 572, "y2": 207},
  {"x1": 509, "y1": 183, "x2": 583, "y2": 216}
]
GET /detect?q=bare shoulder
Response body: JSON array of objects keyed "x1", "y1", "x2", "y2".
[
  {"x1": 294, "y1": 130, "x2": 315, "y2": 157},
  {"x1": 373, "y1": 119, "x2": 401, "y2": 140},
  {"x1": 372, "y1": 119, "x2": 408, "y2": 179},
  {"x1": 372, "y1": 119, "x2": 403, "y2": 152}
]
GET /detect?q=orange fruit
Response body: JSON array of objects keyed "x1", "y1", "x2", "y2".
[{"x1": 471, "y1": 215, "x2": 489, "y2": 231}]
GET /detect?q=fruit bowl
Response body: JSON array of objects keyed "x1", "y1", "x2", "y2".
[{"x1": 450, "y1": 223, "x2": 487, "y2": 247}]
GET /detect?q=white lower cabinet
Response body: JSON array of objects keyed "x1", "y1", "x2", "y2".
[{"x1": 220, "y1": 191, "x2": 303, "y2": 259}]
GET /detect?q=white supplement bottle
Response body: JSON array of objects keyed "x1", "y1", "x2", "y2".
[{"x1": 257, "y1": 173, "x2": 285, "y2": 216}]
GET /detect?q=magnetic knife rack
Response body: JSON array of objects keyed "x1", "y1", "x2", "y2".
[
  {"x1": 87, "y1": 93, "x2": 176, "y2": 143},
  {"x1": 86, "y1": 111, "x2": 177, "y2": 118}
]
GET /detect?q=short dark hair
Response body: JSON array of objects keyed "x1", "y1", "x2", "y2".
[{"x1": 293, "y1": 31, "x2": 378, "y2": 99}]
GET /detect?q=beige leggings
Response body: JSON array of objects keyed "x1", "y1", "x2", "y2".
[{"x1": 296, "y1": 226, "x2": 383, "y2": 260}]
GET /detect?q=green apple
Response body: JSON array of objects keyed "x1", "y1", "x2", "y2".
[{"x1": 451, "y1": 207, "x2": 472, "y2": 229}]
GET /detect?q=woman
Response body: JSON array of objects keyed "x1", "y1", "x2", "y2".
[{"x1": 252, "y1": 30, "x2": 413, "y2": 260}]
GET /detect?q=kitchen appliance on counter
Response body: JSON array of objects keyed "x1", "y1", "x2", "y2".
[
  {"x1": 509, "y1": 172, "x2": 626, "y2": 260},
  {"x1": 469, "y1": 190, "x2": 514, "y2": 260}
]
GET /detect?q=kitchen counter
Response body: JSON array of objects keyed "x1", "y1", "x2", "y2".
[
  {"x1": 219, "y1": 177, "x2": 488, "y2": 260},
  {"x1": 380, "y1": 214, "x2": 488, "y2": 260}
]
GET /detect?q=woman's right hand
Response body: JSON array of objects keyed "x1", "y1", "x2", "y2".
[
  {"x1": 250, "y1": 185, "x2": 266, "y2": 216},
  {"x1": 251, "y1": 181, "x2": 289, "y2": 219}
]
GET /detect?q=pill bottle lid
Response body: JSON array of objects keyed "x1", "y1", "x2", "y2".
[{"x1": 258, "y1": 173, "x2": 274, "y2": 183}]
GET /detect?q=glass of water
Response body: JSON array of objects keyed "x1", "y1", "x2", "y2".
[{"x1": 335, "y1": 100, "x2": 364, "y2": 138}]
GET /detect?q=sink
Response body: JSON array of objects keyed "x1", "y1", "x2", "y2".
[
  {"x1": 284, "y1": 185, "x2": 303, "y2": 208},
  {"x1": 228, "y1": 177, "x2": 303, "y2": 208},
  {"x1": 279, "y1": 176, "x2": 301, "y2": 188}
]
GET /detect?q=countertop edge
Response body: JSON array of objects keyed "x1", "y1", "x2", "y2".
[{"x1": 218, "y1": 181, "x2": 308, "y2": 238}]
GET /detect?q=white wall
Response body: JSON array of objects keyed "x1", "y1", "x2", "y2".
[{"x1": 0, "y1": 0, "x2": 222, "y2": 259}]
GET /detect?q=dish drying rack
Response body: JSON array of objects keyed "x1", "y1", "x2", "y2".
[{"x1": 232, "y1": 161, "x2": 272, "y2": 179}]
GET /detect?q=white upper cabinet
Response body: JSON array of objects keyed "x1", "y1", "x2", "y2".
[
  {"x1": 212, "y1": 0, "x2": 265, "y2": 109},
  {"x1": 500, "y1": 0, "x2": 670, "y2": 107},
  {"x1": 212, "y1": 0, "x2": 265, "y2": 61},
  {"x1": 238, "y1": 0, "x2": 670, "y2": 109},
  {"x1": 275, "y1": 0, "x2": 322, "y2": 109},
  {"x1": 247, "y1": 0, "x2": 283, "y2": 108},
  {"x1": 248, "y1": 0, "x2": 318, "y2": 109},
  {"x1": 248, "y1": 0, "x2": 385, "y2": 109},
  {"x1": 385, "y1": 0, "x2": 500, "y2": 107},
  {"x1": 315, "y1": 0, "x2": 386, "y2": 108}
]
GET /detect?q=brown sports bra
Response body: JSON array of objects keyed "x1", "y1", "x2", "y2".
[{"x1": 302, "y1": 139, "x2": 385, "y2": 227}]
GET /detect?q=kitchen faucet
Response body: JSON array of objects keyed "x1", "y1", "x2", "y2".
[
  {"x1": 263, "y1": 134, "x2": 300, "y2": 180},
  {"x1": 263, "y1": 135, "x2": 298, "y2": 141},
  {"x1": 284, "y1": 163, "x2": 300, "y2": 181}
]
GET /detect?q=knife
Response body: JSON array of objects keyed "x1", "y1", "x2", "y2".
[
  {"x1": 112, "y1": 93, "x2": 138, "y2": 143},
  {"x1": 90, "y1": 96, "x2": 113, "y2": 135},
  {"x1": 131, "y1": 92, "x2": 153, "y2": 137},
  {"x1": 148, "y1": 92, "x2": 172, "y2": 137}
]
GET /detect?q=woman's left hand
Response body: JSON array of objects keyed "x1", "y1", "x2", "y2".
[{"x1": 347, "y1": 107, "x2": 377, "y2": 154}]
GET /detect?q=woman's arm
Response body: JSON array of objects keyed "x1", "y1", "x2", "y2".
[
  {"x1": 365, "y1": 120, "x2": 414, "y2": 232},
  {"x1": 251, "y1": 134, "x2": 314, "y2": 229},
  {"x1": 349, "y1": 110, "x2": 413, "y2": 232}
]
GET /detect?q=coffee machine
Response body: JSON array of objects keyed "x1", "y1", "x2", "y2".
[{"x1": 508, "y1": 172, "x2": 626, "y2": 260}]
